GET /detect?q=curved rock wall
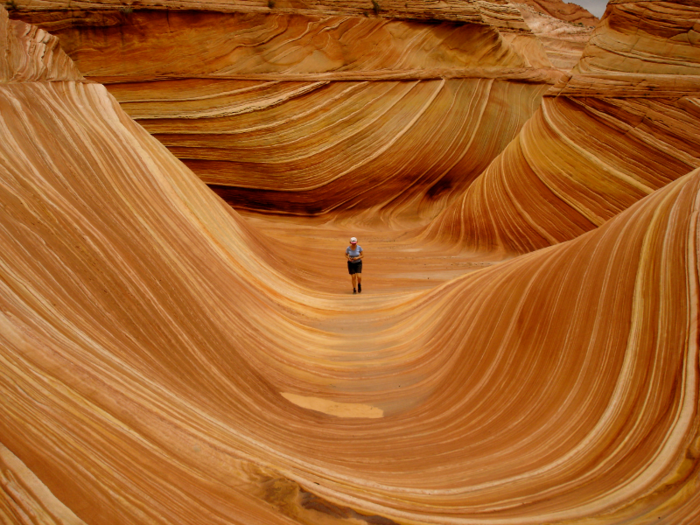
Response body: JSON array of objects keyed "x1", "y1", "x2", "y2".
[
  {"x1": 41, "y1": 11, "x2": 530, "y2": 79},
  {"x1": 109, "y1": 77, "x2": 546, "y2": 220},
  {"x1": 0, "y1": 6, "x2": 82, "y2": 81},
  {"x1": 2, "y1": 56, "x2": 700, "y2": 523},
  {"x1": 4, "y1": 4, "x2": 700, "y2": 525},
  {"x1": 579, "y1": 0, "x2": 700, "y2": 76},
  {"x1": 9, "y1": 2, "x2": 559, "y2": 220},
  {"x1": 429, "y1": 0, "x2": 700, "y2": 254}
]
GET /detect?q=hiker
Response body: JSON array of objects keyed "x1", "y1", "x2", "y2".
[{"x1": 346, "y1": 236, "x2": 363, "y2": 294}]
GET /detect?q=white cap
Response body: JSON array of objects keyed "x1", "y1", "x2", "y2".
[{"x1": 350, "y1": 237, "x2": 357, "y2": 244}]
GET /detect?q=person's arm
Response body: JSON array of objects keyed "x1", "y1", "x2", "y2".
[
  {"x1": 357, "y1": 248, "x2": 364, "y2": 261},
  {"x1": 346, "y1": 248, "x2": 352, "y2": 261}
]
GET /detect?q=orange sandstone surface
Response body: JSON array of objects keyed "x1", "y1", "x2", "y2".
[
  {"x1": 429, "y1": 0, "x2": 700, "y2": 254},
  {"x1": 9, "y1": 0, "x2": 562, "y2": 223},
  {"x1": 3, "y1": 2, "x2": 700, "y2": 525}
]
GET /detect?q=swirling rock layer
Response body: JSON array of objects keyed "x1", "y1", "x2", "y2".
[
  {"x1": 4, "y1": 3, "x2": 700, "y2": 525},
  {"x1": 428, "y1": 94, "x2": 700, "y2": 253},
  {"x1": 9, "y1": 3, "x2": 559, "y2": 220},
  {"x1": 429, "y1": 0, "x2": 700, "y2": 254},
  {"x1": 2, "y1": 70, "x2": 700, "y2": 524},
  {"x1": 110, "y1": 77, "x2": 547, "y2": 220}
]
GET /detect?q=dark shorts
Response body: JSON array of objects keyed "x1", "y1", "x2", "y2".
[{"x1": 348, "y1": 261, "x2": 363, "y2": 275}]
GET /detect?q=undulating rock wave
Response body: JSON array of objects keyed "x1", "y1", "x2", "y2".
[
  {"x1": 9, "y1": 1, "x2": 560, "y2": 222},
  {"x1": 113, "y1": 77, "x2": 547, "y2": 221},
  {"x1": 429, "y1": 0, "x2": 700, "y2": 254},
  {"x1": 3, "y1": 4, "x2": 700, "y2": 524}
]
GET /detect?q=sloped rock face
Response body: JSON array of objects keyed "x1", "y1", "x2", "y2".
[
  {"x1": 518, "y1": 0, "x2": 598, "y2": 26},
  {"x1": 0, "y1": 6, "x2": 82, "y2": 81},
  {"x1": 578, "y1": 0, "x2": 700, "y2": 77},
  {"x1": 429, "y1": 0, "x2": 700, "y2": 254},
  {"x1": 9, "y1": 0, "x2": 559, "y2": 222},
  {"x1": 515, "y1": 2, "x2": 595, "y2": 70},
  {"x1": 3, "y1": 3, "x2": 700, "y2": 525},
  {"x1": 3, "y1": 15, "x2": 700, "y2": 521}
]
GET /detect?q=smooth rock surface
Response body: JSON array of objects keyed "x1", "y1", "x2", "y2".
[
  {"x1": 3, "y1": 3, "x2": 700, "y2": 525},
  {"x1": 429, "y1": 0, "x2": 700, "y2": 254},
  {"x1": 9, "y1": 1, "x2": 561, "y2": 221}
]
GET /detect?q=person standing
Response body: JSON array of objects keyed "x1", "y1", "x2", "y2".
[{"x1": 346, "y1": 237, "x2": 363, "y2": 294}]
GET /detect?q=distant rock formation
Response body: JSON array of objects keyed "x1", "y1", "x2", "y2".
[
  {"x1": 429, "y1": 0, "x2": 700, "y2": 254},
  {"x1": 518, "y1": 0, "x2": 598, "y2": 26},
  {"x1": 0, "y1": 0, "x2": 591, "y2": 23},
  {"x1": 8, "y1": 0, "x2": 561, "y2": 222},
  {"x1": 515, "y1": 2, "x2": 594, "y2": 69}
]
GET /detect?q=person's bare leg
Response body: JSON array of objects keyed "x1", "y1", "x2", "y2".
[
  {"x1": 357, "y1": 273, "x2": 362, "y2": 293},
  {"x1": 351, "y1": 274, "x2": 357, "y2": 292}
]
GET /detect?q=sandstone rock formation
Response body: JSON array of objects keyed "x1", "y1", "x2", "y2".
[
  {"x1": 515, "y1": 2, "x2": 595, "y2": 69},
  {"x1": 0, "y1": 6, "x2": 82, "y2": 81},
  {"x1": 429, "y1": 0, "x2": 700, "y2": 254},
  {"x1": 518, "y1": 0, "x2": 598, "y2": 26},
  {"x1": 9, "y1": 0, "x2": 562, "y2": 222},
  {"x1": 4, "y1": 3, "x2": 700, "y2": 525},
  {"x1": 0, "y1": 442, "x2": 87, "y2": 525}
]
